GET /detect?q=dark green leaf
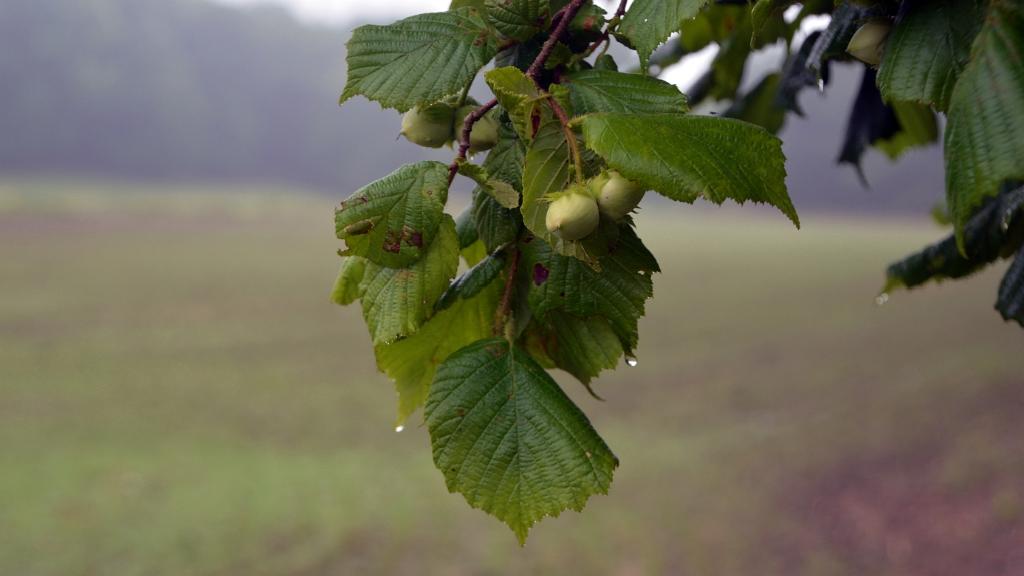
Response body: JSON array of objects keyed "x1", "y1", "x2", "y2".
[
  {"x1": 459, "y1": 162, "x2": 520, "y2": 208},
  {"x1": 876, "y1": 0, "x2": 985, "y2": 111},
  {"x1": 523, "y1": 226, "x2": 658, "y2": 353},
  {"x1": 455, "y1": 205, "x2": 479, "y2": 249},
  {"x1": 485, "y1": 0, "x2": 550, "y2": 41},
  {"x1": 944, "y1": 0, "x2": 1024, "y2": 250},
  {"x1": 997, "y1": 245, "x2": 1024, "y2": 326},
  {"x1": 341, "y1": 9, "x2": 499, "y2": 112},
  {"x1": 531, "y1": 312, "x2": 625, "y2": 385},
  {"x1": 425, "y1": 338, "x2": 617, "y2": 544},
  {"x1": 618, "y1": 0, "x2": 709, "y2": 71},
  {"x1": 885, "y1": 184, "x2": 1024, "y2": 292},
  {"x1": 580, "y1": 113, "x2": 799, "y2": 227},
  {"x1": 335, "y1": 161, "x2": 449, "y2": 268},
  {"x1": 436, "y1": 250, "x2": 507, "y2": 312}
]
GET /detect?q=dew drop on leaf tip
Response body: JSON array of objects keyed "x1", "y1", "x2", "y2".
[
  {"x1": 395, "y1": 425, "x2": 405, "y2": 433},
  {"x1": 875, "y1": 293, "x2": 889, "y2": 307},
  {"x1": 816, "y1": 78, "x2": 825, "y2": 94},
  {"x1": 625, "y1": 356, "x2": 638, "y2": 367}
]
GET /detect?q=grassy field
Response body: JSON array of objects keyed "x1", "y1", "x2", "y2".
[{"x1": 1, "y1": 180, "x2": 1022, "y2": 576}]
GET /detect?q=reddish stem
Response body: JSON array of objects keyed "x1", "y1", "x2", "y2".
[
  {"x1": 493, "y1": 247, "x2": 522, "y2": 336},
  {"x1": 447, "y1": 98, "x2": 499, "y2": 185},
  {"x1": 526, "y1": 0, "x2": 588, "y2": 82}
]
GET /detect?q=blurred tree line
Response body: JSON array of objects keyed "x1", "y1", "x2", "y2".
[{"x1": 0, "y1": 0, "x2": 380, "y2": 189}]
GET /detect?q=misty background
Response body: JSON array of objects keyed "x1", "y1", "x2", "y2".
[{"x1": 0, "y1": 0, "x2": 945, "y2": 214}]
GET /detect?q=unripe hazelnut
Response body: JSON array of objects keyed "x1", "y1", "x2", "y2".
[
  {"x1": 401, "y1": 103, "x2": 456, "y2": 148},
  {"x1": 597, "y1": 171, "x2": 645, "y2": 220},
  {"x1": 847, "y1": 20, "x2": 892, "y2": 66},
  {"x1": 545, "y1": 189, "x2": 600, "y2": 241}
]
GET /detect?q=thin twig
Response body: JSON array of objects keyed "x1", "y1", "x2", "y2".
[
  {"x1": 526, "y1": 0, "x2": 588, "y2": 82},
  {"x1": 446, "y1": 98, "x2": 499, "y2": 185},
  {"x1": 583, "y1": 0, "x2": 629, "y2": 59},
  {"x1": 493, "y1": 247, "x2": 521, "y2": 336}
]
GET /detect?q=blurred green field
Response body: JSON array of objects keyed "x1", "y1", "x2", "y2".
[{"x1": 1, "y1": 181, "x2": 1022, "y2": 576}]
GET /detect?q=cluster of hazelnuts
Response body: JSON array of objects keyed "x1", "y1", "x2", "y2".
[
  {"x1": 400, "y1": 98, "x2": 500, "y2": 154},
  {"x1": 401, "y1": 100, "x2": 646, "y2": 243},
  {"x1": 545, "y1": 171, "x2": 645, "y2": 241}
]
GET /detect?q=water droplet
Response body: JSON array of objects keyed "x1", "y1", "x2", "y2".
[
  {"x1": 1002, "y1": 215, "x2": 1012, "y2": 232},
  {"x1": 625, "y1": 356, "x2": 638, "y2": 367},
  {"x1": 875, "y1": 293, "x2": 889, "y2": 307},
  {"x1": 816, "y1": 78, "x2": 825, "y2": 94},
  {"x1": 395, "y1": 425, "x2": 405, "y2": 433}
]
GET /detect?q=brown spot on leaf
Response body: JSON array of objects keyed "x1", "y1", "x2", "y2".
[
  {"x1": 382, "y1": 230, "x2": 402, "y2": 253},
  {"x1": 403, "y1": 227, "x2": 423, "y2": 248}
]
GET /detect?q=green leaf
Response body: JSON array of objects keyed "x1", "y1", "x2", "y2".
[
  {"x1": 876, "y1": 0, "x2": 985, "y2": 111},
  {"x1": 885, "y1": 184, "x2": 1024, "y2": 293},
  {"x1": 459, "y1": 162, "x2": 520, "y2": 209},
  {"x1": 523, "y1": 226, "x2": 658, "y2": 353},
  {"x1": 330, "y1": 256, "x2": 366, "y2": 306},
  {"x1": 485, "y1": 67, "x2": 542, "y2": 141},
  {"x1": 564, "y1": 69, "x2": 689, "y2": 115},
  {"x1": 530, "y1": 312, "x2": 625, "y2": 386},
  {"x1": 436, "y1": 250, "x2": 507, "y2": 312},
  {"x1": 945, "y1": 0, "x2": 1024, "y2": 250},
  {"x1": 360, "y1": 216, "x2": 460, "y2": 345},
  {"x1": 341, "y1": 9, "x2": 499, "y2": 112},
  {"x1": 485, "y1": 0, "x2": 550, "y2": 41},
  {"x1": 424, "y1": 338, "x2": 617, "y2": 544},
  {"x1": 618, "y1": 0, "x2": 708, "y2": 72},
  {"x1": 335, "y1": 161, "x2": 449, "y2": 268},
  {"x1": 708, "y1": 9, "x2": 753, "y2": 101},
  {"x1": 580, "y1": 113, "x2": 799, "y2": 227},
  {"x1": 375, "y1": 278, "x2": 500, "y2": 426}
]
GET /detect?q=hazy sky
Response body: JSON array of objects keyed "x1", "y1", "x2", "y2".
[{"x1": 210, "y1": 0, "x2": 619, "y2": 26}]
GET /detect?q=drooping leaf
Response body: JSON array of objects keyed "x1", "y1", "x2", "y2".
[
  {"x1": 777, "y1": 30, "x2": 828, "y2": 115},
  {"x1": 331, "y1": 256, "x2": 367, "y2": 306},
  {"x1": 874, "y1": 100, "x2": 938, "y2": 160},
  {"x1": 531, "y1": 312, "x2": 625, "y2": 386},
  {"x1": 376, "y1": 280, "x2": 500, "y2": 426},
  {"x1": 436, "y1": 250, "x2": 507, "y2": 312},
  {"x1": 424, "y1": 338, "x2": 618, "y2": 544},
  {"x1": 341, "y1": 9, "x2": 499, "y2": 112},
  {"x1": 523, "y1": 226, "x2": 658, "y2": 353},
  {"x1": 724, "y1": 72, "x2": 786, "y2": 134},
  {"x1": 885, "y1": 184, "x2": 1024, "y2": 292},
  {"x1": 360, "y1": 217, "x2": 460, "y2": 345},
  {"x1": 565, "y1": 69, "x2": 689, "y2": 115},
  {"x1": 997, "y1": 245, "x2": 1024, "y2": 326},
  {"x1": 335, "y1": 161, "x2": 449, "y2": 268},
  {"x1": 618, "y1": 0, "x2": 709, "y2": 71},
  {"x1": 485, "y1": 0, "x2": 550, "y2": 41},
  {"x1": 580, "y1": 113, "x2": 799, "y2": 227},
  {"x1": 485, "y1": 67, "x2": 542, "y2": 141},
  {"x1": 876, "y1": 0, "x2": 985, "y2": 111},
  {"x1": 944, "y1": 0, "x2": 1024, "y2": 250},
  {"x1": 837, "y1": 67, "x2": 901, "y2": 177}
]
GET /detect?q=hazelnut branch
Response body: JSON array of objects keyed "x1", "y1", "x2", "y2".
[{"x1": 447, "y1": 98, "x2": 499, "y2": 185}]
